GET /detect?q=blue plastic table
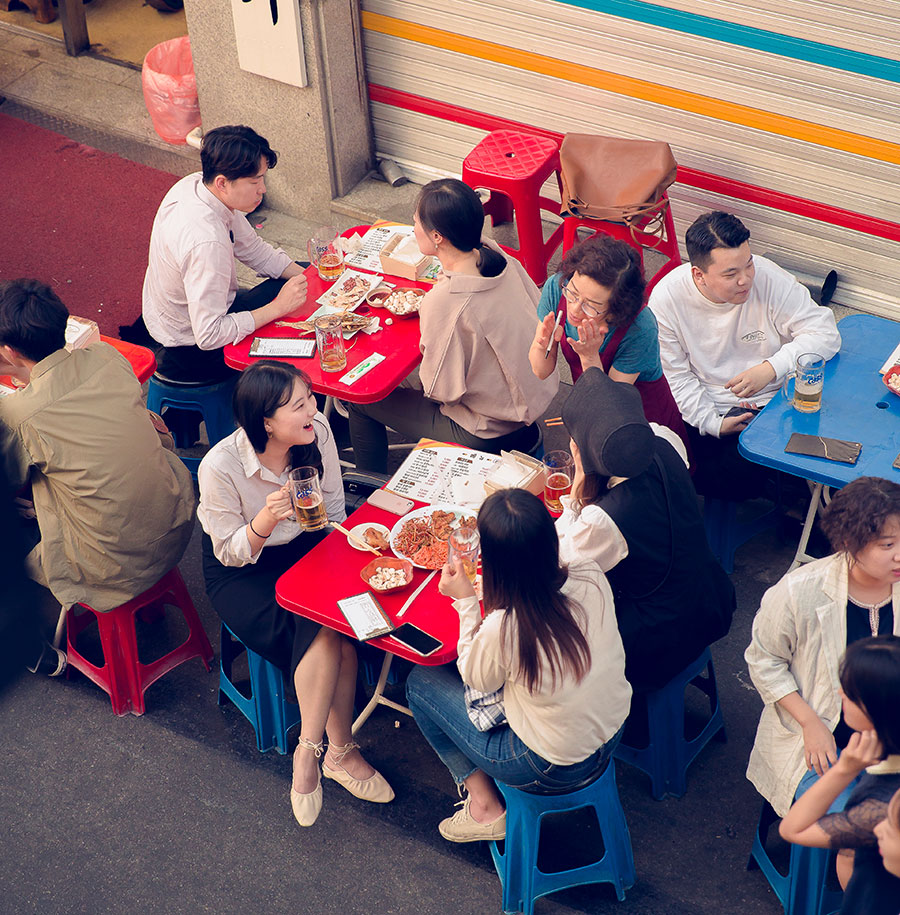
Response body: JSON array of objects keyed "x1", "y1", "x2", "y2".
[{"x1": 738, "y1": 314, "x2": 900, "y2": 566}]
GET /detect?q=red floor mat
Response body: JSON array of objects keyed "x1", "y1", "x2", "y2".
[{"x1": 0, "y1": 112, "x2": 179, "y2": 336}]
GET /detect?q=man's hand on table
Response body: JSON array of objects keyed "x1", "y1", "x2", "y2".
[
  {"x1": 439, "y1": 557, "x2": 476, "y2": 600},
  {"x1": 252, "y1": 274, "x2": 309, "y2": 330},
  {"x1": 725, "y1": 361, "x2": 775, "y2": 399}
]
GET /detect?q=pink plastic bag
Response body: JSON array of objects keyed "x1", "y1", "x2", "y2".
[{"x1": 142, "y1": 36, "x2": 201, "y2": 145}]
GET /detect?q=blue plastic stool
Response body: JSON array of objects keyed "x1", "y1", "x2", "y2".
[
  {"x1": 490, "y1": 761, "x2": 635, "y2": 914},
  {"x1": 614, "y1": 647, "x2": 725, "y2": 799},
  {"x1": 147, "y1": 373, "x2": 236, "y2": 479},
  {"x1": 748, "y1": 801, "x2": 843, "y2": 915},
  {"x1": 217, "y1": 623, "x2": 301, "y2": 754},
  {"x1": 703, "y1": 496, "x2": 778, "y2": 574}
]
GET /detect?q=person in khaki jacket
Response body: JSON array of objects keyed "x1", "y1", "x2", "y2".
[
  {"x1": 746, "y1": 477, "x2": 900, "y2": 820},
  {"x1": 0, "y1": 279, "x2": 195, "y2": 637}
]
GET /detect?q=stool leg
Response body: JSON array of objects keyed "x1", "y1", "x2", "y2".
[
  {"x1": 95, "y1": 609, "x2": 144, "y2": 716},
  {"x1": 482, "y1": 190, "x2": 514, "y2": 227}
]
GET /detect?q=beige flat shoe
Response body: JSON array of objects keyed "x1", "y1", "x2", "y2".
[
  {"x1": 291, "y1": 737, "x2": 324, "y2": 827},
  {"x1": 323, "y1": 741, "x2": 394, "y2": 804}
]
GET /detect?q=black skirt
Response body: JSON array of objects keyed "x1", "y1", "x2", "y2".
[{"x1": 202, "y1": 530, "x2": 326, "y2": 682}]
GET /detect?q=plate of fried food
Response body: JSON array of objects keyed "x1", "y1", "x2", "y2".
[
  {"x1": 315, "y1": 269, "x2": 383, "y2": 312},
  {"x1": 347, "y1": 523, "x2": 391, "y2": 552},
  {"x1": 389, "y1": 504, "x2": 477, "y2": 570},
  {"x1": 275, "y1": 311, "x2": 376, "y2": 338}
]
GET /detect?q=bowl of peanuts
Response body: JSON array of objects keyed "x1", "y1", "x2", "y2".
[
  {"x1": 884, "y1": 365, "x2": 900, "y2": 397},
  {"x1": 381, "y1": 287, "x2": 425, "y2": 318},
  {"x1": 360, "y1": 557, "x2": 414, "y2": 594}
]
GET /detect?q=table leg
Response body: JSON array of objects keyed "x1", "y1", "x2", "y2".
[
  {"x1": 788, "y1": 482, "x2": 830, "y2": 571},
  {"x1": 351, "y1": 651, "x2": 413, "y2": 734}
]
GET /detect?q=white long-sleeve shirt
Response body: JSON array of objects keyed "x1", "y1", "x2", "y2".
[
  {"x1": 454, "y1": 561, "x2": 631, "y2": 765},
  {"x1": 649, "y1": 256, "x2": 841, "y2": 437},
  {"x1": 142, "y1": 173, "x2": 293, "y2": 350},
  {"x1": 197, "y1": 417, "x2": 345, "y2": 567}
]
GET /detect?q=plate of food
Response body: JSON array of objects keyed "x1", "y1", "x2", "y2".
[
  {"x1": 884, "y1": 365, "x2": 900, "y2": 397},
  {"x1": 347, "y1": 522, "x2": 391, "y2": 552},
  {"x1": 315, "y1": 269, "x2": 383, "y2": 312},
  {"x1": 389, "y1": 504, "x2": 477, "y2": 570}
]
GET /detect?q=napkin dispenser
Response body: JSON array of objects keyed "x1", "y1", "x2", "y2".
[
  {"x1": 379, "y1": 234, "x2": 431, "y2": 280},
  {"x1": 65, "y1": 316, "x2": 101, "y2": 351},
  {"x1": 483, "y1": 451, "x2": 544, "y2": 498}
]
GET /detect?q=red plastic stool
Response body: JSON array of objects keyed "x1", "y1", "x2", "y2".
[
  {"x1": 462, "y1": 130, "x2": 564, "y2": 285},
  {"x1": 65, "y1": 568, "x2": 213, "y2": 716},
  {"x1": 562, "y1": 192, "x2": 681, "y2": 298}
]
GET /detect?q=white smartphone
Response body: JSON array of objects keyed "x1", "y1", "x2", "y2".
[
  {"x1": 366, "y1": 488, "x2": 414, "y2": 516},
  {"x1": 390, "y1": 623, "x2": 442, "y2": 657}
]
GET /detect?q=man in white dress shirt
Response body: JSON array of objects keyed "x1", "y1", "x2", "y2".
[
  {"x1": 649, "y1": 211, "x2": 841, "y2": 497},
  {"x1": 140, "y1": 125, "x2": 307, "y2": 384}
]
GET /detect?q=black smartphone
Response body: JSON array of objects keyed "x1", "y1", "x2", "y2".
[
  {"x1": 390, "y1": 623, "x2": 442, "y2": 657},
  {"x1": 724, "y1": 405, "x2": 761, "y2": 419}
]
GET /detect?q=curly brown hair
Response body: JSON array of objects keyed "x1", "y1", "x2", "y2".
[
  {"x1": 559, "y1": 235, "x2": 645, "y2": 325},
  {"x1": 819, "y1": 476, "x2": 900, "y2": 557}
]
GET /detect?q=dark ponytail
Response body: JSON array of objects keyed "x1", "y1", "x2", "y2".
[{"x1": 417, "y1": 178, "x2": 507, "y2": 278}]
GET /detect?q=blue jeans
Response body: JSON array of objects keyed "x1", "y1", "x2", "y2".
[{"x1": 406, "y1": 663, "x2": 622, "y2": 793}]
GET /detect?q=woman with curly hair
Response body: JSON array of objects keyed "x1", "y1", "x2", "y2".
[
  {"x1": 529, "y1": 234, "x2": 686, "y2": 449},
  {"x1": 746, "y1": 476, "x2": 900, "y2": 856}
]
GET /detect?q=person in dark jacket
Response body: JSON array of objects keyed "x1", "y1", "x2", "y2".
[{"x1": 556, "y1": 367, "x2": 734, "y2": 692}]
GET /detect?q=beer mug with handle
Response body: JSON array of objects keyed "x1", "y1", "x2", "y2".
[{"x1": 782, "y1": 352, "x2": 825, "y2": 413}]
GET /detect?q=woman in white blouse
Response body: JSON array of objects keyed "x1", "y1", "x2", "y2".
[
  {"x1": 405, "y1": 488, "x2": 631, "y2": 844},
  {"x1": 198, "y1": 361, "x2": 393, "y2": 828}
]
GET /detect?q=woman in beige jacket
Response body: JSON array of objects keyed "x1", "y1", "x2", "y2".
[{"x1": 746, "y1": 476, "x2": 900, "y2": 818}]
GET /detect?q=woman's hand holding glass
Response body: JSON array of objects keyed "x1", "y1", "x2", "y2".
[
  {"x1": 439, "y1": 556, "x2": 476, "y2": 600},
  {"x1": 265, "y1": 483, "x2": 294, "y2": 523}
]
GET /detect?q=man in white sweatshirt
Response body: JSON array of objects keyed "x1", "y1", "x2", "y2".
[{"x1": 649, "y1": 211, "x2": 841, "y2": 497}]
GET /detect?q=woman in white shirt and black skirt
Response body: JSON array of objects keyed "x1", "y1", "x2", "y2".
[{"x1": 198, "y1": 361, "x2": 393, "y2": 828}]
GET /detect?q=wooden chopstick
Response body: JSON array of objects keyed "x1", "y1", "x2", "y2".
[
  {"x1": 330, "y1": 521, "x2": 381, "y2": 555},
  {"x1": 544, "y1": 418, "x2": 565, "y2": 427}
]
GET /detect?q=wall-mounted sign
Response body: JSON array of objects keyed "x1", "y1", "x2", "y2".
[{"x1": 231, "y1": 0, "x2": 308, "y2": 88}]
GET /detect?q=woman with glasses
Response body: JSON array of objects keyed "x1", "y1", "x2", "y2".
[
  {"x1": 529, "y1": 235, "x2": 687, "y2": 450},
  {"x1": 347, "y1": 179, "x2": 558, "y2": 472}
]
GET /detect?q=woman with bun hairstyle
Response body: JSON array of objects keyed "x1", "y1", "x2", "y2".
[
  {"x1": 779, "y1": 636, "x2": 900, "y2": 914},
  {"x1": 347, "y1": 178, "x2": 558, "y2": 473}
]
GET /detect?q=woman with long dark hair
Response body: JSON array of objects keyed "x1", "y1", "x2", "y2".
[
  {"x1": 779, "y1": 636, "x2": 900, "y2": 914},
  {"x1": 530, "y1": 234, "x2": 687, "y2": 449},
  {"x1": 198, "y1": 360, "x2": 393, "y2": 828},
  {"x1": 405, "y1": 488, "x2": 631, "y2": 842},
  {"x1": 347, "y1": 178, "x2": 558, "y2": 472}
]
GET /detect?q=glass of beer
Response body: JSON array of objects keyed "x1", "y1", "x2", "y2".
[
  {"x1": 448, "y1": 527, "x2": 480, "y2": 585},
  {"x1": 782, "y1": 352, "x2": 825, "y2": 413},
  {"x1": 314, "y1": 314, "x2": 347, "y2": 373},
  {"x1": 542, "y1": 450, "x2": 574, "y2": 515},
  {"x1": 307, "y1": 227, "x2": 344, "y2": 282},
  {"x1": 288, "y1": 466, "x2": 328, "y2": 531}
]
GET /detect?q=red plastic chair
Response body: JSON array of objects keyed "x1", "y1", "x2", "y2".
[
  {"x1": 100, "y1": 335, "x2": 157, "y2": 384},
  {"x1": 65, "y1": 568, "x2": 213, "y2": 716},
  {"x1": 561, "y1": 193, "x2": 682, "y2": 298},
  {"x1": 462, "y1": 130, "x2": 564, "y2": 285}
]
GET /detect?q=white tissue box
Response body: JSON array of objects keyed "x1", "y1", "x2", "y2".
[
  {"x1": 483, "y1": 451, "x2": 544, "y2": 498},
  {"x1": 65, "y1": 316, "x2": 101, "y2": 351},
  {"x1": 379, "y1": 233, "x2": 430, "y2": 280}
]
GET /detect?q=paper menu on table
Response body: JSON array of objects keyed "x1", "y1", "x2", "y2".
[
  {"x1": 880, "y1": 341, "x2": 900, "y2": 374},
  {"x1": 387, "y1": 440, "x2": 502, "y2": 506},
  {"x1": 337, "y1": 592, "x2": 393, "y2": 640},
  {"x1": 342, "y1": 225, "x2": 412, "y2": 272}
]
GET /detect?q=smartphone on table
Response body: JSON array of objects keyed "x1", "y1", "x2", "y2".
[{"x1": 389, "y1": 623, "x2": 442, "y2": 657}]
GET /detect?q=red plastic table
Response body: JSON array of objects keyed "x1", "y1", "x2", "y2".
[
  {"x1": 1, "y1": 334, "x2": 156, "y2": 390},
  {"x1": 276, "y1": 497, "x2": 460, "y2": 732},
  {"x1": 222, "y1": 225, "x2": 431, "y2": 404}
]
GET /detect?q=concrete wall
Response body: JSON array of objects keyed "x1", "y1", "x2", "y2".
[{"x1": 183, "y1": 0, "x2": 373, "y2": 221}]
